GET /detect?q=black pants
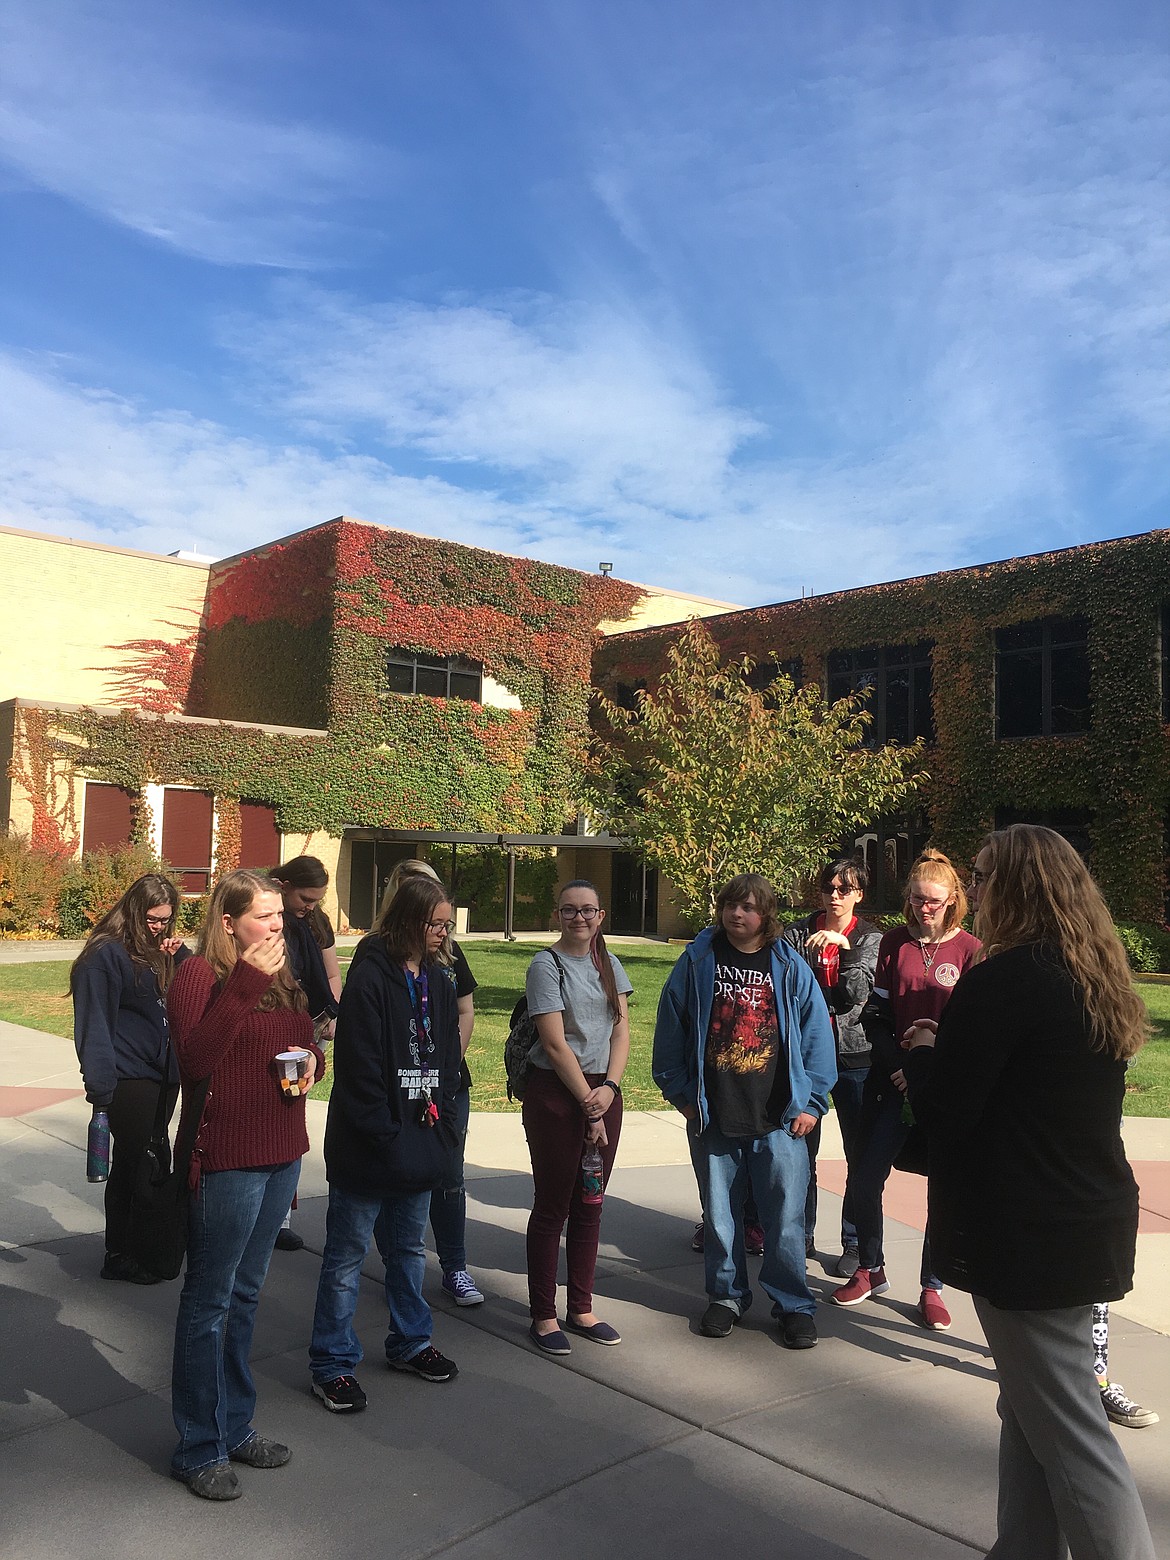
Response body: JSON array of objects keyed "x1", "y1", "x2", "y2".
[{"x1": 105, "y1": 1079, "x2": 178, "y2": 1256}]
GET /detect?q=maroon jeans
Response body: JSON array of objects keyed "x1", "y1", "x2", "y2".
[{"x1": 522, "y1": 1067, "x2": 623, "y2": 1321}]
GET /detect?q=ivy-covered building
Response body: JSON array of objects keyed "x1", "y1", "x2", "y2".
[
  {"x1": 594, "y1": 528, "x2": 1170, "y2": 924},
  {"x1": 0, "y1": 517, "x2": 733, "y2": 931}
]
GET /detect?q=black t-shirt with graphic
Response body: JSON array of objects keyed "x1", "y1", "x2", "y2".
[{"x1": 704, "y1": 933, "x2": 790, "y2": 1137}]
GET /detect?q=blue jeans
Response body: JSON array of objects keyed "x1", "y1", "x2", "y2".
[
  {"x1": 171, "y1": 1159, "x2": 300, "y2": 1475},
  {"x1": 429, "y1": 1086, "x2": 470, "y2": 1272},
  {"x1": 847, "y1": 1086, "x2": 940, "y2": 1289},
  {"x1": 690, "y1": 1120, "x2": 814, "y2": 1318},
  {"x1": 310, "y1": 1186, "x2": 433, "y2": 1376},
  {"x1": 804, "y1": 1066, "x2": 869, "y2": 1247}
]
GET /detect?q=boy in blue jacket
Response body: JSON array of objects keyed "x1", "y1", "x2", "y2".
[{"x1": 653, "y1": 873, "x2": 836, "y2": 1348}]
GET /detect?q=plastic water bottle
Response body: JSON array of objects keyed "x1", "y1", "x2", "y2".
[
  {"x1": 87, "y1": 1108, "x2": 111, "y2": 1183},
  {"x1": 581, "y1": 1144, "x2": 604, "y2": 1205}
]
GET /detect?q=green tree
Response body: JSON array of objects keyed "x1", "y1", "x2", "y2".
[{"x1": 586, "y1": 620, "x2": 928, "y2": 929}]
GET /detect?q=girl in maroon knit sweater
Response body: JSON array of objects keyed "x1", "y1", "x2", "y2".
[{"x1": 168, "y1": 870, "x2": 325, "y2": 1501}]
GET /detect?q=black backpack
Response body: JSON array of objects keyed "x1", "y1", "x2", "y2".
[{"x1": 504, "y1": 950, "x2": 566, "y2": 1101}]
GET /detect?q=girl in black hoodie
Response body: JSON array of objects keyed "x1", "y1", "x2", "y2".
[
  {"x1": 71, "y1": 873, "x2": 189, "y2": 1283},
  {"x1": 309, "y1": 876, "x2": 462, "y2": 1407}
]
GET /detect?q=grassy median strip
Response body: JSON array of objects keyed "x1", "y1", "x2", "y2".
[{"x1": 4, "y1": 949, "x2": 1169, "y2": 1116}]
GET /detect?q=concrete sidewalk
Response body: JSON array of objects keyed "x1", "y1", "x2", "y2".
[{"x1": 1, "y1": 1017, "x2": 1167, "y2": 1560}]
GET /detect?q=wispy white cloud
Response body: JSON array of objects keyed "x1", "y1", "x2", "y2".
[{"x1": 0, "y1": 2, "x2": 384, "y2": 265}]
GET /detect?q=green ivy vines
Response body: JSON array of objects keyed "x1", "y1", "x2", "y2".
[
  {"x1": 16, "y1": 522, "x2": 646, "y2": 868},
  {"x1": 595, "y1": 532, "x2": 1170, "y2": 922}
]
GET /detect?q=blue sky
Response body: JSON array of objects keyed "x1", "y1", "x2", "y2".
[{"x1": 1, "y1": 0, "x2": 1167, "y2": 605}]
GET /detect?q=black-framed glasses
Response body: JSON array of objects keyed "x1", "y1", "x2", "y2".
[
  {"x1": 969, "y1": 868, "x2": 989, "y2": 887},
  {"x1": 145, "y1": 913, "x2": 172, "y2": 928},
  {"x1": 426, "y1": 919, "x2": 456, "y2": 934},
  {"x1": 559, "y1": 906, "x2": 600, "y2": 921}
]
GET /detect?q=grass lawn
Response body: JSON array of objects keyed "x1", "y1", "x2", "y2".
[{"x1": 5, "y1": 950, "x2": 1169, "y2": 1117}]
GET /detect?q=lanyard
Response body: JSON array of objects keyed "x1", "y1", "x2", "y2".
[{"x1": 402, "y1": 965, "x2": 434, "y2": 1068}]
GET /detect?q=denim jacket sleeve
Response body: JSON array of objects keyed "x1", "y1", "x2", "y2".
[
  {"x1": 652, "y1": 954, "x2": 697, "y2": 1111},
  {"x1": 789, "y1": 955, "x2": 837, "y2": 1119}
]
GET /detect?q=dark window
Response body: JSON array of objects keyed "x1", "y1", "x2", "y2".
[
  {"x1": 996, "y1": 617, "x2": 1089, "y2": 738},
  {"x1": 826, "y1": 642, "x2": 933, "y2": 745},
  {"x1": 746, "y1": 656, "x2": 803, "y2": 697},
  {"x1": 161, "y1": 788, "x2": 214, "y2": 892},
  {"x1": 995, "y1": 808, "x2": 1092, "y2": 864},
  {"x1": 238, "y1": 801, "x2": 281, "y2": 869},
  {"x1": 386, "y1": 649, "x2": 482, "y2": 702},
  {"x1": 850, "y1": 812, "x2": 929, "y2": 912},
  {"x1": 612, "y1": 680, "x2": 647, "y2": 713},
  {"x1": 1161, "y1": 606, "x2": 1170, "y2": 724},
  {"x1": 82, "y1": 783, "x2": 136, "y2": 855}
]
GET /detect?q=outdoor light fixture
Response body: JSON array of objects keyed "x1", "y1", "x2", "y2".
[{"x1": 598, "y1": 562, "x2": 613, "y2": 575}]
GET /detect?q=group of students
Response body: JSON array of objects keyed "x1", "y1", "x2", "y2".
[
  {"x1": 70, "y1": 856, "x2": 631, "y2": 1498},
  {"x1": 72, "y1": 827, "x2": 1157, "y2": 1556}
]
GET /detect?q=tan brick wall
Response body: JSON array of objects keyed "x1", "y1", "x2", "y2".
[{"x1": 0, "y1": 529, "x2": 209, "y2": 707}]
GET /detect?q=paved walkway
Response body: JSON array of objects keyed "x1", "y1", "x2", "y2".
[{"x1": 1, "y1": 1016, "x2": 1167, "y2": 1559}]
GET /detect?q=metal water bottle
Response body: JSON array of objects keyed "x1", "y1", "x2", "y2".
[
  {"x1": 87, "y1": 1108, "x2": 110, "y2": 1183},
  {"x1": 581, "y1": 1144, "x2": 604, "y2": 1206}
]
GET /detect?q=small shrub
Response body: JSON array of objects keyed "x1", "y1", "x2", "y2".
[
  {"x1": 178, "y1": 894, "x2": 208, "y2": 935},
  {"x1": 1115, "y1": 922, "x2": 1170, "y2": 975},
  {"x1": 56, "y1": 845, "x2": 178, "y2": 937},
  {"x1": 0, "y1": 833, "x2": 66, "y2": 935}
]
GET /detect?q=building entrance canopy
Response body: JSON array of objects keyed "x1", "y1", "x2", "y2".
[{"x1": 343, "y1": 829, "x2": 626, "y2": 939}]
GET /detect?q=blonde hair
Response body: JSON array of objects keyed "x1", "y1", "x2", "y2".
[
  {"x1": 377, "y1": 858, "x2": 453, "y2": 967},
  {"x1": 198, "y1": 870, "x2": 307, "y2": 1012},
  {"x1": 903, "y1": 848, "x2": 968, "y2": 935},
  {"x1": 975, "y1": 825, "x2": 1149, "y2": 1061}
]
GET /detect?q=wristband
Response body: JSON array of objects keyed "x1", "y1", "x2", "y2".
[{"x1": 600, "y1": 1079, "x2": 622, "y2": 1097}]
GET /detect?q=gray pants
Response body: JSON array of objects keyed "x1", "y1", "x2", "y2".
[{"x1": 974, "y1": 1296, "x2": 1155, "y2": 1560}]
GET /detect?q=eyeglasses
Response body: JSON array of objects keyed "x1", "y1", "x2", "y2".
[
  {"x1": 909, "y1": 895, "x2": 947, "y2": 911},
  {"x1": 559, "y1": 906, "x2": 600, "y2": 921},
  {"x1": 145, "y1": 914, "x2": 172, "y2": 929},
  {"x1": 969, "y1": 868, "x2": 989, "y2": 886},
  {"x1": 824, "y1": 883, "x2": 855, "y2": 898},
  {"x1": 426, "y1": 919, "x2": 456, "y2": 935}
]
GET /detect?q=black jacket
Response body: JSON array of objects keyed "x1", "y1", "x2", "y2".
[
  {"x1": 784, "y1": 915, "x2": 882, "y2": 1068},
  {"x1": 323, "y1": 937, "x2": 460, "y2": 1196},
  {"x1": 903, "y1": 943, "x2": 1138, "y2": 1310},
  {"x1": 283, "y1": 910, "x2": 338, "y2": 1020},
  {"x1": 72, "y1": 941, "x2": 190, "y2": 1105}
]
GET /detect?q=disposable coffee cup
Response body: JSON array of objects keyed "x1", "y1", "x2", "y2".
[{"x1": 275, "y1": 1049, "x2": 310, "y2": 1100}]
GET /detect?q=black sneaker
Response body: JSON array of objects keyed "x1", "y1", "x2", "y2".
[
  {"x1": 101, "y1": 1253, "x2": 163, "y2": 1285},
  {"x1": 390, "y1": 1346, "x2": 458, "y2": 1383},
  {"x1": 699, "y1": 1302, "x2": 741, "y2": 1338},
  {"x1": 780, "y1": 1312, "x2": 818, "y2": 1350},
  {"x1": 312, "y1": 1374, "x2": 367, "y2": 1412}
]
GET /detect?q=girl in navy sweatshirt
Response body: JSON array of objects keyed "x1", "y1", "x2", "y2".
[{"x1": 71, "y1": 873, "x2": 189, "y2": 1284}]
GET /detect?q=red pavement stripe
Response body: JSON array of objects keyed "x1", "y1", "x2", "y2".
[
  {"x1": 815, "y1": 1159, "x2": 1170, "y2": 1235},
  {"x1": 0, "y1": 1085, "x2": 85, "y2": 1118}
]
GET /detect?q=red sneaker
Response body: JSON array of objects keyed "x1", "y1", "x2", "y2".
[
  {"x1": 744, "y1": 1222, "x2": 765, "y2": 1256},
  {"x1": 831, "y1": 1266, "x2": 890, "y2": 1306},
  {"x1": 918, "y1": 1289, "x2": 951, "y2": 1330}
]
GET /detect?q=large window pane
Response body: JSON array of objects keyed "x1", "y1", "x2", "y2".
[
  {"x1": 1049, "y1": 642, "x2": 1090, "y2": 734},
  {"x1": 998, "y1": 646, "x2": 1044, "y2": 737},
  {"x1": 386, "y1": 659, "x2": 414, "y2": 694},
  {"x1": 885, "y1": 666, "x2": 910, "y2": 745}
]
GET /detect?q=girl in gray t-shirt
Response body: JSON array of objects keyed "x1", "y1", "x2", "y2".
[{"x1": 522, "y1": 879, "x2": 632, "y2": 1355}]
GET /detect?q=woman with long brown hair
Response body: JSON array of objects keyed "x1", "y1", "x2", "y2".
[
  {"x1": 168, "y1": 870, "x2": 325, "y2": 1501},
  {"x1": 309, "y1": 874, "x2": 463, "y2": 1403},
  {"x1": 356, "y1": 858, "x2": 484, "y2": 1306},
  {"x1": 522, "y1": 879, "x2": 632, "y2": 1354},
  {"x1": 71, "y1": 873, "x2": 187, "y2": 1284},
  {"x1": 902, "y1": 825, "x2": 1154, "y2": 1559},
  {"x1": 832, "y1": 848, "x2": 980, "y2": 1329}
]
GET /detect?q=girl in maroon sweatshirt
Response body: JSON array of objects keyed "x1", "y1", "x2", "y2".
[{"x1": 168, "y1": 870, "x2": 325, "y2": 1501}]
